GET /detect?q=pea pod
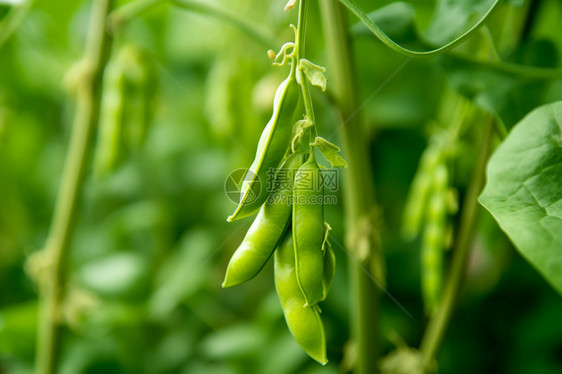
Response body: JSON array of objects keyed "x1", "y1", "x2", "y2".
[
  {"x1": 227, "y1": 66, "x2": 301, "y2": 222},
  {"x1": 402, "y1": 146, "x2": 441, "y2": 239},
  {"x1": 293, "y1": 153, "x2": 325, "y2": 306},
  {"x1": 94, "y1": 60, "x2": 125, "y2": 178},
  {"x1": 121, "y1": 45, "x2": 154, "y2": 150},
  {"x1": 274, "y1": 233, "x2": 327, "y2": 365},
  {"x1": 222, "y1": 153, "x2": 304, "y2": 288},
  {"x1": 421, "y1": 163, "x2": 448, "y2": 315}
]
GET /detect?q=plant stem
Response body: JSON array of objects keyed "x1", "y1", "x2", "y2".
[
  {"x1": 320, "y1": 1, "x2": 380, "y2": 373},
  {"x1": 109, "y1": 0, "x2": 278, "y2": 47},
  {"x1": 108, "y1": 0, "x2": 163, "y2": 31},
  {"x1": 419, "y1": 118, "x2": 494, "y2": 373},
  {"x1": 295, "y1": 0, "x2": 316, "y2": 143},
  {"x1": 36, "y1": 1, "x2": 114, "y2": 373},
  {"x1": 173, "y1": 0, "x2": 278, "y2": 47}
]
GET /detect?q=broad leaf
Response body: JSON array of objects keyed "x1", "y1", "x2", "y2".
[
  {"x1": 351, "y1": 2, "x2": 418, "y2": 45},
  {"x1": 423, "y1": 0, "x2": 495, "y2": 45},
  {"x1": 479, "y1": 101, "x2": 562, "y2": 294},
  {"x1": 423, "y1": 0, "x2": 525, "y2": 45}
]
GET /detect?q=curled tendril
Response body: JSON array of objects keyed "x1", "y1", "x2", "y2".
[
  {"x1": 272, "y1": 42, "x2": 296, "y2": 66},
  {"x1": 272, "y1": 24, "x2": 300, "y2": 67},
  {"x1": 289, "y1": 23, "x2": 297, "y2": 40}
]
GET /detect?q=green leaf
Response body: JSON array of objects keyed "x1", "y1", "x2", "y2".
[
  {"x1": 340, "y1": 0, "x2": 502, "y2": 57},
  {"x1": 423, "y1": 0, "x2": 495, "y2": 46},
  {"x1": 479, "y1": 101, "x2": 562, "y2": 295},
  {"x1": 312, "y1": 136, "x2": 348, "y2": 168},
  {"x1": 440, "y1": 39, "x2": 560, "y2": 128},
  {"x1": 299, "y1": 59, "x2": 327, "y2": 91},
  {"x1": 79, "y1": 252, "x2": 149, "y2": 299},
  {"x1": 351, "y1": 2, "x2": 418, "y2": 45}
]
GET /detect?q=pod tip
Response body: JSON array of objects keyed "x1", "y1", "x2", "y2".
[
  {"x1": 221, "y1": 271, "x2": 230, "y2": 288},
  {"x1": 222, "y1": 274, "x2": 242, "y2": 288},
  {"x1": 310, "y1": 353, "x2": 328, "y2": 365}
]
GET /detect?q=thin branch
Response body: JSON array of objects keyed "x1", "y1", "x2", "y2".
[
  {"x1": 109, "y1": 0, "x2": 278, "y2": 48},
  {"x1": 320, "y1": 1, "x2": 381, "y2": 373},
  {"x1": 36, "y1": 1, "x2": 114, "y2": 373}
]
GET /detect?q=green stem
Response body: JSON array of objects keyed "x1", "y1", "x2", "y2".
[
  {"x1": 109, "y1": 0, "x2": 278, "y2": 47},
  {"x1": 173, "y1": 0, "x2": 278, "y2": 47},
  {"x1": 296, "y1": 0, "x2": 307, "y2": 58},
  {"x1": 419, "y1": 118, "x2": 494, "y2": 373},
  {"x1": 107, "y1": 0, "x2": 162, "y2": 31},
  {"x1": 36, "y1": 1, "x2": 114, "y2": 373},
  {"x1": 320, "y1": 1, "x2": 380, "y2": 373},
  {"x1": 299, "y1": 66, "x2": 315, "y2": 124},
  {"x1": 295, "y1": 0, "x2": 316, "y2": 137}
]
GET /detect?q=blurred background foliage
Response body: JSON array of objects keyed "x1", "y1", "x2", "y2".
[{"x1": 1, "y1": 0, "x2": 562, "y2": 373}]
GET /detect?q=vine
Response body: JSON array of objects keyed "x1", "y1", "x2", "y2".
[{"x1": 35, "y1": 1, "x2": 114, "y2": 373}]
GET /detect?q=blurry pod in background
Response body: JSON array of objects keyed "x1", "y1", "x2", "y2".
[
  {"x1": 93, "y1": 44, "x2": 155, "y2": 178},
  {"x1": 205, "y1": 56, "x2": 260, "y2": 147},
  {"x1": 421, "y1": 162, "x2": 449, "y2": 315},
  {"x1": 402, "y1": 145, "x2": 442, "y2": 240},
  {"x1": 94, "y1": 56, "x2": 126, "y2": 177},
  {"x1": 205, "y1": 57, "x2": 236, "y2": 138},
  {"x1": 402, "y1": 134, "x2": 453, "y2": 315},
  {"x1": 120, "y1": 44, "x2": 156, "y2": 151}
]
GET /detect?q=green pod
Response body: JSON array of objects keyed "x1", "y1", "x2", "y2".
[
  {"x1": 402, "y1": 147, "x2": 441, "y2": 239},
  {"x1": 293, "y1": 153, "x2": 325, "y2": 306},
  {"x1": 121, "y1": 46, "x2": 154, "y2": 150},
  {"x1": 205, "y1": 57, "x2": 237, "y2": 138},
  {"x1": 421, "y1": 220, "x2": 445, "y2": 315},
  {"x1": 94, "y1": 60, "x2": 126, "y2": 178},
  {"x1": 227, "y1": 67, "x2": 301, "y2": 222},
  {"x1": 222, "y1": 153, "x2": 304, "y2": 288},
  {"x1": 421, "y1": 163, "x2": 448, "y2": 315},
  {"x1": 432, "y1": 162, "x2": 448, "y2": 192},
  {"x1": 402, "y1": 172, "x2": 432, "y2": 239},
  {"x1": 274, "y1": 233, "x2": 327, "y2": 365},
  {"x1": 427, "y1": 188, "x2": 447, "y2": 222}
]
